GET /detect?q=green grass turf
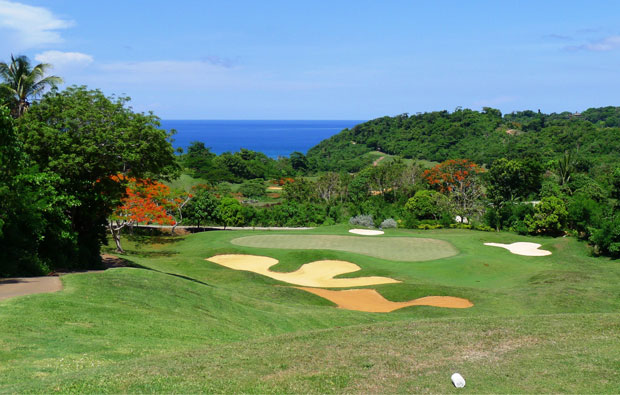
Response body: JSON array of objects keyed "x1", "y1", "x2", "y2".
[
  {"x1": 1, "y1": 224, "x2": 620, "y2": 392},
  {"x1": 230, "y1": 234, "x2": 459, "y2": 262}
]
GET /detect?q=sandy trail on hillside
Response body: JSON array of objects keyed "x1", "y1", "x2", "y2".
[
  {"x1": 484, "y1": 242, "x2": 552, "y2": 256},
  {"x1": 206, "y1": 254, "x2": 400, "y2": 287},
  {"x1": 0, "y1": 254, "x2": 127, "y2": 302},
  {"x1": 295, "y1": 287, "x2": 474, "y2": 312},
  {"x1": 0, "y1": 277, "x2": 62, "y2": 301},
  {"x1": 348, "y1": 229, "x2": 384, "y2": 236}
]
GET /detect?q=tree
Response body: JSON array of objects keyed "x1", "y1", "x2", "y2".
[
  {"x1": 524, "y1": 196, "x2": 568, "y2": 236},
  {"x1": 183, "y1": 186, "x2": 219, "y2": 229},
  {"x1": 0, "y1": 105, "x2": 76, "y2": 276},
  {"x1": 282, "y1": 178, "x2": 315, "y2": 203},
  {"x1": 290, "y1": 151, "x2": 309, "y2": 172},
  {"x1": 424, "y1": 159, "x2": 485, "y2": 218},
  {"x1": 486, "y1": 158, "x2": 542, "y2": 230},
  {"x1": 108, "y1": 176, "x2": 175, "y2": 253},
  {"x1": 183, "y1": 141, "x2": 216, "y2": 178},
  {"x1": 239, "y1": 179, "x2": 266, "y2": 198},
  {"x1": 316, "y1": 172, "x2": 342, "y2": 203},
  {"x1": 217, "y1": 197, "x2": 244, "y2": 228},
  {"x1": 556, "y1": 150, "x2": 575, "y2": 187},
  {"x1": 405, "y1": 190, "x2": 451, "y2": 220},
  {"x1": 0, "y1": 55, "x2": 62, "y2": 117},
  {"x1": 17, "y1": 86, "x2": 178, "y2": 268}
]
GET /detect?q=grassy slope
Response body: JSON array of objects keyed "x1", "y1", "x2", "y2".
[{"x1": 1, "y1": 225, "x2": 619, "y2": 392}]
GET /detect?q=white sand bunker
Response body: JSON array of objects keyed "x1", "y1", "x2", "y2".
[
  {"x1": 349, "y1": 229, "x2": 384, "y2": 236},
  {"x1": 484, "y1": 242, "x2": 551, "y2": 256},
  {"x1": 295, "y1": 287, "x2": 473, "y2": 313},
  {"x1": 206, "y1": 254, "x2": 399, "y2": 288}
]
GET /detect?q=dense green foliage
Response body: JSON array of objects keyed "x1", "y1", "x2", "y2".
[
  {"x1": 0, "y1": 106, "x2": 74, "y2": 275},
  {"x1": 307, "y1": 107, "x2": 620, "y2": 173},
  {"x1": 181, "y1": 142, "x2": 295, "y2": 183},
  {"x1": 1, "y1": 86, "x2": 178, "y2": 275}
]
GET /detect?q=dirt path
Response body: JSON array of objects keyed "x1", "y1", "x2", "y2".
[
  {"x1": 373, "y1": 156, "x2": 385, "y2": 166},
  {"x1": 0, "y1": 254, "x2": 127, "y2": 302},
  {"x1": 0, "y1": 276, "x2": 62, "y2": 301}
]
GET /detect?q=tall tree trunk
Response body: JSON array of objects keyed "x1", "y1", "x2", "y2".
[{"x1": 108, "y1": 222, "x2": 125, "y2": 253}]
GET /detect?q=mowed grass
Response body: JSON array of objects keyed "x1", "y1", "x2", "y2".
[
  {"x1": 1, "y1": 225, "x2": 620, "y2": 392},
  {"x1": 230, "y1": 234, "x2": 459, "y2": 262}
]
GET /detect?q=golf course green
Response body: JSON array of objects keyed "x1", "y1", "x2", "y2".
[
  {"x1": 230, "y1": 234, "x2": 459, "y2": 261},
  {"x1": 1, "y1": 225, "x2": 619, "y2": 393}
]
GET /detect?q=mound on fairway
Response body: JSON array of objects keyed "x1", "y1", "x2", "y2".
[
  {"x1": 205, "y1": 254, "x2": 400, "y2": 287},
  {"x1": 349, "y1": 229, "x2": 384, "y2": 236},
  {"x1": 484, "y1": 242, "x2": 552, "y2": 256},
  {"x1": 295, "y1": 287, "x2": 474, "y2": 312},
  {"x1": 231, "y1": 234, "x2": 458, "y2": 262}
]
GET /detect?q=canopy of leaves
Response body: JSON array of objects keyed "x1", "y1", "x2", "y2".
[
  {"x1": 307, "y1": 107, "x2": 620, "y2": 172},
  {"x1": 16, "y1": 86, "x2": 178, "y2": 268}
]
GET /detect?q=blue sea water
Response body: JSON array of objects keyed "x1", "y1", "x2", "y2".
[{"x1": 160, "y1": 120, "x2": 364, "y2": 158}]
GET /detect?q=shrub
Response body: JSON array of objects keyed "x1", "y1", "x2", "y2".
[
  {"x1": 524, "y1": 196, "x2": 568, "y2": 236},
  {"x1": 405, "y1": 190, "x2": 450, "y2": 220},
  {"x1": 380, "y1": 218, "x2": 397, "y2": 229},
  {"x1": 239, "y1": 179, "x2": 266, "y2": 198},
  {"x1": 417, "y1": 223, "x2": 442, "y2": 230},
  {"x1": 589, "y1": 215, "x2": 620, "y2": 257},
  {"x1": 349, "y1": 214, "x2": 374, "y2": 228}
]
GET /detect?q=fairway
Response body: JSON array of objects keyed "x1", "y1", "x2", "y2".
[
  {"x1": 3, "y1": 227, "x2": 620, "y2": 393},
  {"x1": 231, "y1": 234, "x2": 458, "y2": 261}
]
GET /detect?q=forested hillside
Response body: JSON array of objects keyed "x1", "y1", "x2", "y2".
[{"x1": 307, "y1": 107, "x2": 620, "y2": 172}]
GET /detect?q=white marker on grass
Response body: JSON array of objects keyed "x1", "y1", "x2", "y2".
[{"x1": 451, "y1": 373, "x2": 466, "y2": 388}]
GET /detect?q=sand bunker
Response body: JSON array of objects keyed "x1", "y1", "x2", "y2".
[
  {"x1": 484, "y1": 242, "x2": 552, "y2": 256},
  {"x1": 206, "y1": 254, "x2": 400, "y2": 287},
  {"x1": 295, "y1": 287, "x2": 473, "y2": 312},
  {"x1": 348, "y1": 229, "x2": 384, "y2": 236},
  {"x1": 267, "y1": 186, "x2": 283, "y2": 191}
]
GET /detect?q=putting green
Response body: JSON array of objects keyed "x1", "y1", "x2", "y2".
[{"x1": 231, "y1": 234, "x2": 458, "y2": 262}]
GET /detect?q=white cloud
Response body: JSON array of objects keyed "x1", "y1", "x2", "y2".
[
  {"x1": 567, "y1": 35, "x2": 620, "y2": 52},
  {"x1": 35, "y1": 50, "x2": 93, "y2": 68},
  {"x1": 0, "y1": 0, "x2": 73, "y2": 48}
]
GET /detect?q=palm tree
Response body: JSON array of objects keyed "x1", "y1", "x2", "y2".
[{"x1": 0, "y1": 55, "x2": 63, "y2": 117}]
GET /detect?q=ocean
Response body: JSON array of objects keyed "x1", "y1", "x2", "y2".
[{"x1": 160, "y1": 120, "x2": 364, "y2": 158}]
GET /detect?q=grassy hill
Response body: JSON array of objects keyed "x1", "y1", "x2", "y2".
[
  {"x1": 1, "y1": 226, "x2": 619, "y2": 392},
  {"x1": 306, "y1": 107, "x2": 620, "y2": 172}
]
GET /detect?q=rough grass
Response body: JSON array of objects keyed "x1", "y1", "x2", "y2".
[
  {"x1": 1, "y1": 225, "x2": 620, "y2": 393},
  {"x1": 230, "y1": 234, "x2": 459, "y2": 262}
]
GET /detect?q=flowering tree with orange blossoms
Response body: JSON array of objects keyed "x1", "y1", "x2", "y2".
[
  {"x1": 108, "y1": 175, "x2": 191, "y2": 252},
  {"x1": 423, "y1": 159, "x2": 485, "y2": 218}
]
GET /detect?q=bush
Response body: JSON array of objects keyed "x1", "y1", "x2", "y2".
[
  {"x1": 349, "y1": 214, "x2": 374, "y2": 228},
  {"x1": 405, "y1": 190, "x2": 450, "y2": 220},
  {"x1": 417, "y1": 223, "x2": 442, "y2": 230},
  {"x1": 380, "y1": 218, "x2": 397, "y2": 229},
  {"x1": 524, "y1": 196, "x2": 568, "y2": 236},
  {"x1": 239, "y1": 179, "x2": 266, "y2": 198},
  {"x1": 589, "y1": 215, "x2": 620, "y2": 257}
]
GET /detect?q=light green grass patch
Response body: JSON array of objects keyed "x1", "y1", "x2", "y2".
[{"x1": 230, "y1": 234, "x2": 458, "y2": 262}]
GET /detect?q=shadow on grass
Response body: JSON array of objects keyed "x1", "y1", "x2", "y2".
[
  {"x1": 120, "y1": 260, "x2": 212, "y2": 288},
  {"x1": 126, "y1": 234, "x2": 186, "y2": 247}
]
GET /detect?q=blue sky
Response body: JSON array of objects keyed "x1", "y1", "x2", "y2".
[{"x1": 1, "y1": 0, "x2": 619, "y2": 119}]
